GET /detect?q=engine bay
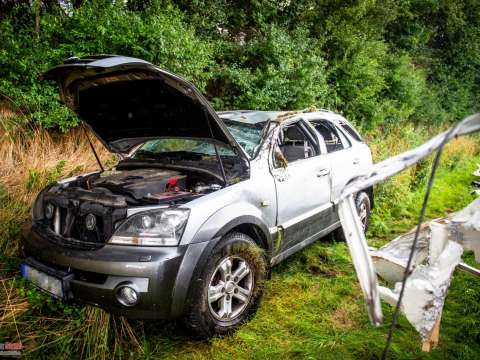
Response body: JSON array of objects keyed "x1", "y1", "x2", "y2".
[
  {"x1": 39, "y1": 167, "x2": 222, "y2": 246},
  {"x1": 58, "y1": 168, "x2": 222, "y2": 206},
  {"x1": 91, "y1": 169, "x2": 190, "y2": 204}
]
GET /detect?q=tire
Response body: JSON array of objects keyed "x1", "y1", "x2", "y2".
[
  {"x1": 185, "y1": 232, "x2": 268, "y2": 338},
  {"x1": 334, "y1": 191, "x2": 371, "y2": 241},
  {"x1": 355, "y1": 191, "x2": 371, "y2": 233}
]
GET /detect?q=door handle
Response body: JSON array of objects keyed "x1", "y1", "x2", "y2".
[
  {"x1": 353, "y1": 158, "x2": 360, "y2": 165},
  {"x1": 316, "y1": 168, "x2": 330, "y2": 177}
]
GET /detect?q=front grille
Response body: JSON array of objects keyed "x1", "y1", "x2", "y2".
[
  {"x1": 34, "y1": 223, "x2": 104, "y2": 250},
  {"x1": 49, "y1": 205, "x2": 105, "y2": 243},
  {"x1": 71, "y1": 213, "x2": 105, "y2": 243},
  {"x1": 41, "y1": 193, "x2": 127, "y2": 249}
]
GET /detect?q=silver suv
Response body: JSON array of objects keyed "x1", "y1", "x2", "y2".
[{"x1": 21, "y1": 55, "x2": 374, "y2": 337}]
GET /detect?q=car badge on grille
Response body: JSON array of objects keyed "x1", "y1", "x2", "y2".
[{"x1": 85, "y1": 213, "x2": 96, "y2": 231}]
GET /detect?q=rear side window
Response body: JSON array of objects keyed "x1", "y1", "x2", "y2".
[
  {"x1": 312, "y1": 121, "x2": 349, "y2": 153},
  {"x1": 335, "y1": 125, "x2": 351, "y2": 149},
  {"x1": 340, "y1": 122, "x2": 363, "y2": 142}
]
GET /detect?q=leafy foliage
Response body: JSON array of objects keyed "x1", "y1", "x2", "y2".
[
  {"x1": 1, "y1": 0, "x2": 479, "y2": 130},
  {"x1": 0, "y1": 0, "x2": 213, "y2": 130},
  {"x1": 208, "y1": 26, "x2": 331, "y2": 110}
]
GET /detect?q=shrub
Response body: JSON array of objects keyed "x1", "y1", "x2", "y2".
[
  {"x1": 208, "y1": 26, "x2": 330, "y2": 110},
  {"x1": 0, "y1": 0, "x2": 213, "y2": 130}
]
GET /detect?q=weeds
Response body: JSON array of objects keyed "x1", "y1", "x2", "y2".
[{"x1": 0, "y1": 117, "x2": 111, "y2": 203}]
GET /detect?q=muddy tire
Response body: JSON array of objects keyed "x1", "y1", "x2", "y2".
[
  {"x1": 334, "y1": 191, "x2": 371, "y2": 241},
  {"x1": 355, "y1": 191, "x2": 371, "y2": 233},
  {"x1": 185, "y1": 232, "x2": 268, "y2": 338}
]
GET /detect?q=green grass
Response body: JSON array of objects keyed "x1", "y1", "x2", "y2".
[{"x1": 1, "y1": 134, "x2": 479, "y2": 359}]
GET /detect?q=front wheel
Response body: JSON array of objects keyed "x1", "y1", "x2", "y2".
[{"x1": 185, "y1": 232, "x2": 268, "y2": 338}]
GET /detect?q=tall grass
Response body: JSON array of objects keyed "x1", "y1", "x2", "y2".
[
  {"x1": 0, "y1": 116, "x2": 111, "y2": 203},
  {"x1": 366, "y1": 124, "x2": 479, "y2": 239},
  {"x1": 0, "y1": 111, "x2": 143, "y2": 359}
]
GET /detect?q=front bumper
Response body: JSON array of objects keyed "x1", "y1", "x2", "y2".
[{"x1": 21, "y1": 222, "x2": 187, "y2": 319}]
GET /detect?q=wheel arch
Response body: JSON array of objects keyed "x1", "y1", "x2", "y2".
[
  {"x1": 213, "y1": 217, "x2": 272, "y2": 255},
  {"x1": 344, "y1": 177, "x2": 374, "y2": 210},
  {"x1": 170, "y1": 214, "x2": 272, "y2": 318}
]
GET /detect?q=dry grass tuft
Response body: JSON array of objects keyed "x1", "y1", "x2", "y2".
[
  {"x1": 79, "y1": 307, "x2": 144, "y2": 359},
  {"x1": 0, "y1": 106, "x2": 16, "y2": 119},
  {"x1": 0, "y1": 108, "x2": 143, "y2": 358},
  {"x1": 443, "y1": 136, "x2": 478, "y2": 159},
  {"x1": 0, "y1": 119, "x2": 111, "y2": 203},
  {"x1": 329, "y1": 302, "x2": 360, "y2": 330},
  {"x1": 0, "y1": 275, "x2": 144, "y2": 357},
  {"x1": 68, "y1": 307, "x2": 144, "y2": 359},
  {"x1": 0, "y1": 278, "x2": 29, "y2": 329}
]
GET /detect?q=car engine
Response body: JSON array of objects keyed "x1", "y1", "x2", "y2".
[{"x1": 35, "y1": 168, "x2": 221, "y2": 247}]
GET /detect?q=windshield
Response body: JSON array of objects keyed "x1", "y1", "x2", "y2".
[
  {"x1": 130, "y1": 118, "x2": 266, "y2": 163},
  {"x1": 131, "y1": 138, "x2": 236, "y2": 161},
  {"x1": 127, "y1": 137, "x2": 249, "y2": 183},
  {"x1": 224, "y1": 120, "x2": 265, "y2": 157}
]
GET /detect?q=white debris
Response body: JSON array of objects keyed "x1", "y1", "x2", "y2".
[
  {"x1": 371, "y1": 228, "x2": 429, "y2": 283},
  {"x1": 371, "y1": 198, "x2": 480, "y2": 342},
  {"x1": 451, "y1": 197, "x2": 480, "y2": 261},
  {"x1": 336, "y1": 113, "x2": 480, "y2": 346},
  {"x1": 377, "y1": 240, "x2": 462, "y2": 340}
]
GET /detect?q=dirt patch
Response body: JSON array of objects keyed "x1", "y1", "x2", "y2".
[
  {"x1": 307, "y1": 264, "x2": 343, "y2": 278},
  {"x1": 330, "y1": 305, "x2": 359, "y2": 330}
]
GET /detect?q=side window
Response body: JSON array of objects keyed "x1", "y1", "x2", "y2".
[
  {"x1": 340, "y1": 122, "x2": 363, "y2": 142},
  {"x1": 274, "y1": 123, "x2": 317, "y2": 166},
  {"x1": 312, "y1": 120, "x2": 349, "y2": 153},
  {"x1": 335, "y1": 125, "x2": 351, "y2": 149}
]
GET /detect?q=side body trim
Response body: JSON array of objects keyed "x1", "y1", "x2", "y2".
[{"x1": 270, "y1": 221, "x2": 340, "y2": 265}]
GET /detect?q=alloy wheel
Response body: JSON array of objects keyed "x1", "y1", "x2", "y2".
[
  {"x1": 207, "y1": 256, "x2": 254, "y2": 321},
  {"x1": 358, "y1": 201, "x2": 368, "y2": 231}
]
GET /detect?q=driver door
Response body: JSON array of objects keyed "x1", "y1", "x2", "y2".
[{"x1": 271, "y1": 120, "x2": 333, "y2": 254}]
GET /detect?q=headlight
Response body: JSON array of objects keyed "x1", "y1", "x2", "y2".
[
  {"x1": 31, "y1": 186, "x2": 52, "y2": 221},
  {"x1": 45, "y1": 203, "x2": 55, "y2": 219},
  {"x1": 109, "y1": 208, "x2": 190, "y2": 246}
]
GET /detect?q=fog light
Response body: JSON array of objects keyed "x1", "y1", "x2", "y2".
[
  {"x1": 45, "y1": 203, "x2": 54, "y2": 219},
  {"x1": 116, "y1": 285, "x2": 138, "y2": 307}
]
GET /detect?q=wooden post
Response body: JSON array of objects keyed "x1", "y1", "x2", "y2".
[{"x1": 421, "y1": 316, "x2": 441, "y2": 352}]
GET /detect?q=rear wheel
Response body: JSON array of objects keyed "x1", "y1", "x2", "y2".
[
  {"x1": 356, "y1": 192, "x2": 371, "y2": 232},
  {"x1": 185, "y1": 232, "x2": 268, "y2": 338},
  {"x1": 334, "y1": 191, "x2": 371, "y2": 241}
]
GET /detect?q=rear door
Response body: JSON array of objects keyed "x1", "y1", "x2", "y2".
[
  {"x1": 270, "y1": 120, "x2": 333, "y2": 253},
  {"x1": 309, "y1": 119, "x2": 359, "y2": 200}
]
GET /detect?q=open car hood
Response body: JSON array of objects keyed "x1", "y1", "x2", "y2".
[{"x1": 42, "y1": 55, "x2": 247, "y2": 157}]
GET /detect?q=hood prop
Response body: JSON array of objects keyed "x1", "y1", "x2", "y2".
[
  {"x1": 82, "y1": 124, "x2": 105, "y2": 172},
  {"x1": 205, "y1": 109, "x2": 227, "y2": 186}
]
